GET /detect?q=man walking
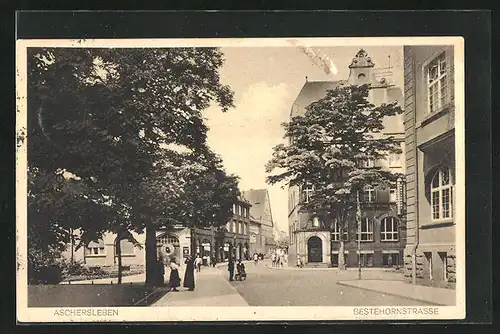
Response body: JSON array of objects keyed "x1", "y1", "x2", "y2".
[
  {"x1": 228, "y1": 258, "x2": 235, "y2": 281},
  {"x1": 195, "y1": 254, "x2": 203, "y2": 272},
  {"x1": 253, "y1": 253, "x2": 259, "y2": 266}
]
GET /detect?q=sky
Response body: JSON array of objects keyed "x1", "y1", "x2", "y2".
[{"x1": 204, "y1": 45, "x2": 404, "y2": 234}]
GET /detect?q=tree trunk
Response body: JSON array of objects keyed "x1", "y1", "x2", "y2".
[
  {"x1": 190, "y1": 227, "x2": 196, "y2": 258},
  {"x1": 116, "y1": 235, "x2": 122, "y2": 284},
  {"x1": 145, "y1": 224, "x2": 158, "y2": 286}
]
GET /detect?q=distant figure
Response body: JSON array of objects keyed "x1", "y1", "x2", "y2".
[
  {"x1": 228, "y1": 258, "x2": 235, "y2": 281},
  {"x1": 168, "y1": 257, "x2": 181, "y2": 291},
  {"x1": 211, "y1": 256, "x2": 217, "y2": 267},
  {"x1": 157, "y1": 256, "x2": 165, "y2": 286},
  {"x1": 297, "y1": 255, "x2": 303, "y2": 268},
  {"x1": 183, "y1": 256, "x2": 195, "y2": 291},
  {"x1": 253, "y1": 253, "x2": 259, "y2": 266},
  {"x1": 271, "y1": 253, "x2": 277, "y2": 267},
  {"x1": 235, "y1": 260, "x2": 247, "y2": 281},
  {"x1": 195, "y1": 254, "x2": 203, "y2": 272}
]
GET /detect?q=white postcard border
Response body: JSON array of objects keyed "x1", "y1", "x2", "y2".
[{"x1": 16, "y1": 36, "x2": 466, "y2": 322}]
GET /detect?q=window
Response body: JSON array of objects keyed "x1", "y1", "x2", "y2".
[
  {"x1": 388, "y1": 153, "x2": 402, "y2": 167},
  {"x1": 389, "y1": 188, "x2": 397, "y2": 202},
  {"x1": 312, "y1": 217, "x2": 320, "y2": 228},
  {"x1": 364, "y1": 159, "x2": 375, "y2": 168},
  {"x1": 427, "y1": 52, "x2": 449, "y2": 113},
  {"x1": 380, "y1": 217, "x2": 399, "y2": 241},
  {"x1": 382, "y1": 253, "x2": 399, "y2": 267},
  {"x1": 232, "y1": 204, "x2": 236, "y2": 214},
  {"x1": 331, "y1": 222, "x2": 348, "y2": 242},
  {"x1": 115, "y1": 238, "x2": 135, "y2": 255},
  {"x1": 439, "y1": 252, "x2": 448, "y2": 281},
  {"x1": 364, "y1": 185, "x2": 375, "y2": 203},
  {"x1": 424, "y1": 252, "x2": 433, "y2": 280},
  {"x1": 302, "y1": 184, "x2": 314, "y2": 204},
  {"x1": 359, "y1": 253, "x2": 374, "y2": 267},
  {"x1": 85, "y1": 240, "x2": 105, "y2": 256},
  {"x1": 356, "y1": 218, "x2": 374, "y2": 241},
  {"x1": 430, "y1": 166, "x2": 453, "y2": 220}
]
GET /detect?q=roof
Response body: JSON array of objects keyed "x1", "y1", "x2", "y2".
[
  {"x1": 291, "y1": 80, "x2": 344, "y2": 118},
  {"x1": 242, "y1": 189, "x2": 273, "y2": 227}
]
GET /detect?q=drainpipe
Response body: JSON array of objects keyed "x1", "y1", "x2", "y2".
[{"x1": 411, "y1": 53, "x2": 419, "y2": 285}]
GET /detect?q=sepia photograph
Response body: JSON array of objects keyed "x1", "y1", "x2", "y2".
[{"x1": 16, "y1": 37, "x2": 465, "y2": 322}]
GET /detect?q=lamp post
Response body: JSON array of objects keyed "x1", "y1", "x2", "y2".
[{"x1": 356, "y1": 189, "x2": 362, "y2": 280}]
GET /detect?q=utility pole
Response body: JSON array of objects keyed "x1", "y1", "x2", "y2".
[{"x1": 357, "y1": 190, "x2": 362, "y2": 280}]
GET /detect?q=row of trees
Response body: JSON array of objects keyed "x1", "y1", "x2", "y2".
[
  {"x1": 266, "y1": 84, "x2": 404, "y2": 269},
  {"x1": 27, "y1": 47, "x2": 240, "y2": 285}
]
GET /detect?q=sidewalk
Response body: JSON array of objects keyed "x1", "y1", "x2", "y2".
[
  {"x1": 151, "y1": 266, "x2": 248, "y2": 307},
  {"x1": 60, "y1": 273, "x2": 146, "y2": 285},
  {"x1": 337, "y1": 279, "x2": 455, "y2": 306}
]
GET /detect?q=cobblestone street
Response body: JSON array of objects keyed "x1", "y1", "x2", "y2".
[{"x1": 146, "y1": 260, "x2": 453, "y2": 307}]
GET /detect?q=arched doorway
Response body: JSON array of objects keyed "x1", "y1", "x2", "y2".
[
  {"x1": 307, "y1": 236, "x2": 323, "y2": 263},
  {"x1": 223, "y1": 242, "x2": 231, "y2": 261},
  {"x1": 244, "y1": 242, "x2": 249, "y2": 260},
  {"x1": 237, "y1": 243, "x2": 242, "y2": 260},
  {"x1": 157, "y1": 233, "x2": 180, "y2": 262}
]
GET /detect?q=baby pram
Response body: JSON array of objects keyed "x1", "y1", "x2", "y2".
[{"x1": 235, "y1": 263, "x2": 247, "y2": 281}]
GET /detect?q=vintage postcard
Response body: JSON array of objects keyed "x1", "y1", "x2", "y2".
[{"x1": 16, "y1": 36, "x2": 465, "y2": 322}]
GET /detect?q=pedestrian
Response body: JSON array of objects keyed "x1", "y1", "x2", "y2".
[
  {"x1": 168, "y1": 257, "x2": 181, "y2": 292},
  {"x1": 235, "y1": 259, "x2": 247, "y2": 281},
  {"x1": 297, "y1": 255, "x2": 303, "y2": 268},
  {"x1": 253, "y1": 253, "x2": 259, "y2": 266},
  {"x1": 156, "y1": 256, "x2": 165, "y2": 286},
  {"x1": 211, "y1": 255, "x2": 216, "y2": 267},
  {"x1": 183, "y1": 255, "x2": 195, "y2": 291},
  {"x1": 195, "y1": 254, "x2": 203, "y2": 272},
  {"x1": 228, "y1": 258, "x2": 235, "y2": 281},
  {"x1": 271, "y1": 253, "x2": 276, "y2": 267}
]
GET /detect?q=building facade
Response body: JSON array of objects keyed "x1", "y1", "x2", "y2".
[
  {"x1": 63, "y1": 197, "x2": 251, "y2": 269},
  {"x1": 287, "y1": 49, "x2": 407, "y2": 268},
  {"x1": 243, "y1": 189, "x2": 276, "y2": 257},
  {"x1": 403, "y1": 45, "x2": 456, "y2": 285}
]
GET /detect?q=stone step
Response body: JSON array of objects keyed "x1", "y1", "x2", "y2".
[{"x1": 304, "y1": 263, "x2": 330, "y2": 268}]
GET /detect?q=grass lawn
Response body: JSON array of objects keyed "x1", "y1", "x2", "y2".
[{"x1": 28, "y1": 284, "x2": 168, "y2": 307}]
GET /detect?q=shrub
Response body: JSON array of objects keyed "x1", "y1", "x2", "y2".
[{"x1": 28, "y1": 247, "x2": 64, "y2": 285}]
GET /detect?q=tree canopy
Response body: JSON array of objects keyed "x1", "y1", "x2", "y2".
[
  {"x1": 266, "y1": 83, "x2": 403, "y2": 221},
  {"x1": 26, "y1": 47, "x2": 238, "y2": 283}
]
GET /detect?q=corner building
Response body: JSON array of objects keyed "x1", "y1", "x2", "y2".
[
  {"x1": 287, "y1": 49, "x2": 406, "y2": 268},
  {"x1": 403, "y1": 45, "x2": 456, "y2": 284}
]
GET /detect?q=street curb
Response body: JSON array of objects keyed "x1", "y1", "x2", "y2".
[
  {"x1": 265, "y1": 264, "x2": 404, "y2": 273},
  {"x1": 214, "y1": 265, "x2": 250, "y2": 306},
  {"x1": 133, "y1": 288, "x2": 169, "y2": 307},
  {"x1": 336, "y1": 281, "x2": 446, "y2": 306}
]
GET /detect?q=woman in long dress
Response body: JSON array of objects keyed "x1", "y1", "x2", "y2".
[
  {"x1": 168, "y1": 257, "x2": 181, "y2": 292},
  {"x1": 183, "y1": 255, "x2": 195, "y2": 291}
]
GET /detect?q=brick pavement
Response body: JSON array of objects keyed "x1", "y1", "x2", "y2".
[
  {"x1": 151, "y1": 266, "x2": 248, "y2": 307},
  {"x1": 337, "y1": 279, "x2": 455, "y2": 306}
]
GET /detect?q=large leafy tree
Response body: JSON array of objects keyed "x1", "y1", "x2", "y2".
[
  {"x1": 266, "y1": 84, "x2": 403, "y2": 269},
  {"x1": 26, "y1": 47, "x2": 234, "y2": 284}
]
